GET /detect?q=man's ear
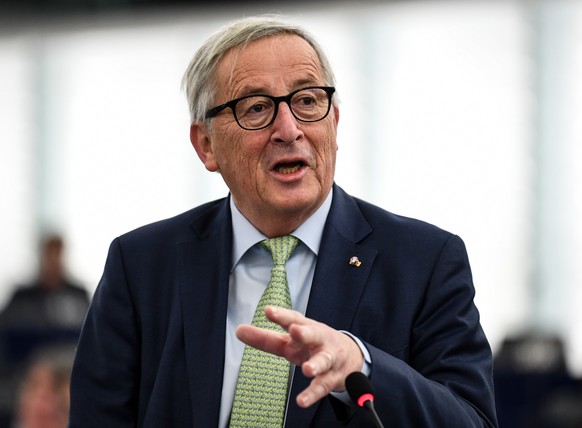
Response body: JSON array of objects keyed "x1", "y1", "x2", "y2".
[
  {"x1": 190, "y1": 122, "x2": 219, "y2": 172},
  {"x1": 333, "y1": 105, "x2": 340, "y2": 126}
]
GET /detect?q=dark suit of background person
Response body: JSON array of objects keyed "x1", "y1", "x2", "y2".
[{"x1": 69, "y1": 16, "x2": 498, "y2": 428}]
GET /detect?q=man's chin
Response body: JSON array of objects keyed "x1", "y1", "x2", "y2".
[{"x1": 267, "y1": 190, "x2": 324, "y2": 217}]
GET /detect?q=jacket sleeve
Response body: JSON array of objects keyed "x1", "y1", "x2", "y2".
[
  {"x1": 69, "y1": 238, "x2": 140, "y2": 427},
  {"x1": 359, "y1": 235, "x2": 497, "y2": 427}
]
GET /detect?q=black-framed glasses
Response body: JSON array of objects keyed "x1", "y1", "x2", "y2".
[{"x1": 205, "y1": 86, "x2": 336, "y2": 131}]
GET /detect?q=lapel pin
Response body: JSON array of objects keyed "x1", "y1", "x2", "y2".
[{"x1": 348, "y1": 256, "x2": 362, "y2": 267}]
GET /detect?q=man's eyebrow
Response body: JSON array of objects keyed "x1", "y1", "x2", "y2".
[
  {"x1": 293, "y1": 78, "x2": 320, "y2": 88},
  {"x1": 235, "y1": 86, "x2": 270, "y2": 97},
  {"x1": 236, "y1": 79, "x2": 322, "y2": 98}
]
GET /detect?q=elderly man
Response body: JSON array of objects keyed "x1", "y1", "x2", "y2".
[{"x1": 69, "y1": 15, "x2": 498, "y2": 428}]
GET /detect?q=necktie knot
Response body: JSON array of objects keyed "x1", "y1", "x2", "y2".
[{"x1": 261, "y1": 235, "x2": 299, "y2": 267}]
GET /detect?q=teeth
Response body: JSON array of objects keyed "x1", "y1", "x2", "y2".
[{"x1": 277, "y1": 164, "x2": 301, "y2": 174}]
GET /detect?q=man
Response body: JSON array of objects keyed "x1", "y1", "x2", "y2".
[
  {"x1": 69, "y1": 16, "x2": 498, "y2": 427},
  {"x1": 0, "y1": 235, "x2": 89, "y2": 334},
  {"x1": 0, "y1": 233, "x2": 88, "y2": 363}
]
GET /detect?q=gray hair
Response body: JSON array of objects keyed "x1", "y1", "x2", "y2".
[{"x1": 181, "y1": 15, "x2": 337, "y2": 124}]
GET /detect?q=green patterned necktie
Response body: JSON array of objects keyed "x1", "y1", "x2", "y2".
[{"x1": 229, "y1": 235, "x2": 299, "y2": 428}]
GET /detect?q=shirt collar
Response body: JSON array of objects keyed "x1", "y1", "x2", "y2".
[{"x1": 230, "y1": 189, "x2": 333, "y2": 271}]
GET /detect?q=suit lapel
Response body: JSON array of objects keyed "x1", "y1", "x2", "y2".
[
  {"x1": 177, "y1": 198, "x2": 233, "y2": 426},
  {"x1": 285, "y1": 185, "x2": 378, "y2": 427}
]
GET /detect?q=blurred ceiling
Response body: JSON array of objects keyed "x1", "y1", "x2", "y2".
[
  {"x1": 0, "y1": 0, "x2": 352, "y2": 30},
  {"x1": 0, "y1": 0, "x2": 339, "y2": 14}
]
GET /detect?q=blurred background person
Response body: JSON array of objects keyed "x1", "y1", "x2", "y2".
[
  {"x1": 11, "y1": 345, "x2": 75, "y2": 428},
  {"x1": 0, "y1": 234, "x2": 89, "y2": 339},
  {"x1": 494, "y1": 332, "x2": 582, "y2": 428},
  {"x1": 0, "y1": 235, "x2": 88, "y2": 428}
]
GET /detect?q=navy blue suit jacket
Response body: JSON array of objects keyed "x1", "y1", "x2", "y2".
[{"x1": 69, "y1": 185, "x2": 498, "y2": 427}]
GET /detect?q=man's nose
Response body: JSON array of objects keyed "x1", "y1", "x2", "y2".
[{"x1": 271, "y1": 102, "x2": 302, "y2": 143}]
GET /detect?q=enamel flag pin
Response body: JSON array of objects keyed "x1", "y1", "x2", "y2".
[{"x1": 348, "y1": 256, "x2": 362, "y2": 267}]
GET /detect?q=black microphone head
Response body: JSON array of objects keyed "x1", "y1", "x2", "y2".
[{"x1": 345, "y1": 372, "x2": 375, "y2": 407}]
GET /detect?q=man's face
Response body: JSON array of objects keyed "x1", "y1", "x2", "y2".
[{"x1": 191, "y1": 35, "x2": 339, "y2": 236}]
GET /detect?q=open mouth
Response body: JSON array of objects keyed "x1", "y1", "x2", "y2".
[{"x1": 275, "y1": 161, "x2": 304, "y2": 175}]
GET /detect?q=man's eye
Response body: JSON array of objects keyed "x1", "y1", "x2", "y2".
[
  {"x1": 240, "y1": 99, "x2": 272, "y2": 117},
  {"x1": 250, "y1": 104, "x2": 266, "y2": 113},
  {"x1": 299, "y1": 96, "x2": 315, "y2": 105}
]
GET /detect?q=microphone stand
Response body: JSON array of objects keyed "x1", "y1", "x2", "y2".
[{"x1": 364, "y1": 400, "x2": 385, "y2": 428}]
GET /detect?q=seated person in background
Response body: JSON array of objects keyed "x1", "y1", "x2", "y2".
[{"x1": 13, "y1": 344, "x2": 75, "y2": 428}]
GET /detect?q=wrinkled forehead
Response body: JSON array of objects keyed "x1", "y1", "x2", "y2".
[{"x1": 215, "y1": 34, "x2": 324, "y2": 93}]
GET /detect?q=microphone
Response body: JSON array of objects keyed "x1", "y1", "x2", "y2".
[{"x1": 345, "y1": 372, "x2": 385, "y2": 428}]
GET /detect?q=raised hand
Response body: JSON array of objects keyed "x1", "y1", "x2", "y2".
[{"x1": 235, "y1": 305, "x2": 364, "y2": 408}]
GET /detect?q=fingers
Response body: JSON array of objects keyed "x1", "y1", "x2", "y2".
[
  {"x1": 237, "y1": 306, "x2": 365, "y2": 408},
  {"x1": 302, "y1": 350, "x2": 334, "y2": 377},
  {"x1": 296, "y1": 376, "x2": 336, "y2": 408},
  {"x1": 235, "y1": 306, "x2": 311, "y2": 362},
  {"x1": 265, "y1": 306, "x2": 327, "y2": 354},
  {"x1": 264, "y1": 305, "x2": 307, "y2": 330},
  {"x1": 297, "y1": 332, "x2": 364, "y2": 407},
  {"x1": 235, "y1": 324, "x2": 288, "y2": 357}
]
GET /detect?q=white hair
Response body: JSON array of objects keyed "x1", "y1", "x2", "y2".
[{"x1": 181, "y1": 15, "x2": 337, "y2": 124}]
